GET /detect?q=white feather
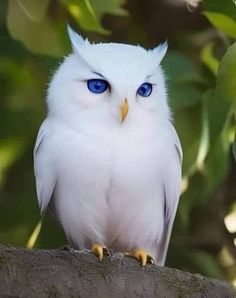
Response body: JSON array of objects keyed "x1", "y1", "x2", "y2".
[
  {"x1": 152, "y1": 41, "x2": 168, "y2": 63},
  {"x1": 34, "y1": 120, "x2": 56, "y2": 214},
  {"x1": 67, "y1": 25, "x2": 85, "y2": 50},
  {"x1": 34, "y1": 30, "x2": 182, "y2": 265}
]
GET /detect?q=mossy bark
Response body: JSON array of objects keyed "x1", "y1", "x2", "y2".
[{"x1": 0, "y1": 244, "x2": 235, "y2": 298}]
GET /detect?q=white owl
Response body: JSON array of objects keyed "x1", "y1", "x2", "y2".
[{"x1": 34, "y1": 26, "x2": 182, "y2": 266}]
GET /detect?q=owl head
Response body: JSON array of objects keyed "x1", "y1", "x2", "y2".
[{"x1": 47, "y1": 26, "x2": 170, "y2": 131}]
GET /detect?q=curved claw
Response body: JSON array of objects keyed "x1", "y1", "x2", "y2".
[
  {"x1": 126, "y1": 249, "x2": 155, "y2": 266},
  {"x1": 92, "y1": 244, "x2": 110, "y2": 261}
]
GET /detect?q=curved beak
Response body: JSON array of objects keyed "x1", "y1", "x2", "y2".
[{"x1": 119, "y1": 98, "x2": 129, "y2": 122}]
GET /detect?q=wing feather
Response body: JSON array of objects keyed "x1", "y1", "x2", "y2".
[
  {"x1": 158, "y1": 125, "x2": 182, "y2": 265},
  {"x1": 34, "y1": 120, "x2": 56, "y2": 215}
]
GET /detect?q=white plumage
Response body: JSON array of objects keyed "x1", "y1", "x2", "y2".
[{"x1": 34, "y1": 26, "x2": 182, "y2": 266}]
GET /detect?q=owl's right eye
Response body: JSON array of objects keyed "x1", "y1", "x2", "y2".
[{"x1": 87, "y1": 79, "x2": 108, "y2": 94}]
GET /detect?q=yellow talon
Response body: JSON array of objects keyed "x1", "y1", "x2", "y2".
[
  {"x1": 126, "y1": 249, "x2": 155, "y2": 266},
  {"x1": 92, "y1": 243, "x2": 103, "y2": 261},
  {"x1": 92, "y1": 243, "x2": 109, "y2": 261}
]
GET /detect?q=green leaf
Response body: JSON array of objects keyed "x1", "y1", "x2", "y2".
[
  {"x1": 168, "y1": 84, "x2": 202, "y2": 111},
  {"x1": 7, "y1": 0, "x2": 65, "y2": 56},
  {"x1": 203, "y1": 11, "x2": 236, "y2": 38},
  {"x1": 175, "y1": 104, "x2": 202, "y2": 174},
  {"x1": 203, "y1": 0, "x2": 236, "y2": 23},
  {"x1": 163, "y1": 52, "x2": 200, "y2": 81},
  {"x1": 65, "y1": 0, "x2": 109, "y2": 34},
  {"x1": 233, "y1": 135, "x2": 236, "y2": 161},
  {"x1": 216, "y1": 42, "x2": 236, "y2": 103},
  {"x1": 162, "y1": 52, "x2": 202, "y2": 110},
  {"x1": 62, "y1": 0, "x2": 127, "y2": 34},
  {"x1": 0, "y1": 137, "x2": 25, "y2": 186},
  {"x1": 205, "y1": 138, "x2": 229, "y2": 193},
  {"x1": 200, "y1": 43, "x2": 219, "y2": 76},
  {"x1": 195, "y1": 96, "x2": 209, "y2": 170},
  {"x1": 16, "y1": 0, "x2": 49, "y2": 22},
  {"x1": 204, "y1": 90, "x2": 231, "y2": 145},
  {"x1": 90, "y1": 0, "x2": 128, "y2": 19}
]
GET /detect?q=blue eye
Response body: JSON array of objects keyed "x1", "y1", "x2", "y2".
[
  {"x1": 137, "y1": 83, "x2": 152, "y2": 97},
  {"x1": 87, "y1": 79, "x2": 108, "y2": 94}
]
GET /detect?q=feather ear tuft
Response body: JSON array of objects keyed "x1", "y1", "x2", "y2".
[
  {"x1": 153, "y1": 41, "x2": 168, "y2": 63},
  {"x1": 67, "y1": 25, "x2": 88, "y2": 52}
]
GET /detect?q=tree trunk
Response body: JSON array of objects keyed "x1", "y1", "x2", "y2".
[{"x1": 0, "y1": 244, "x2": 235, "y2": 297}]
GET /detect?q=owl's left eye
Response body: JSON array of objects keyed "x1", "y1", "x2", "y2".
[
  {"x1": 87, "y1": 79, "x2": 108, "y2": 94},
  {"x1": 137, "y1": 83, "x2": 152, "y2": 97}
]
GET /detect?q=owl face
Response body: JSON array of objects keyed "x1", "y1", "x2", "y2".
[{"x1": 48, "y1": 27, "x2": 170, "y2": 129}]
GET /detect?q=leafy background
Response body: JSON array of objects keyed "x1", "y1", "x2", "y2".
[{"x1": 0, "y1": 0, "x2": 235, "y2": 284}]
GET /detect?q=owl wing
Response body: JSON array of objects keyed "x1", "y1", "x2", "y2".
[
  {"x1": 34, "y1": 120, "x2": 56, "y2": 215},
  {"x1": 158, "y1": 125, "x2": 182, "y2": 265}
]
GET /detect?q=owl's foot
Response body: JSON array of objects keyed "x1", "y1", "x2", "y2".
[
  {"x1": 92, "y1": 243, "x2": 110, "y2": 261},
  {"x1": 125, "y1": 249, "x2": 155, "y2": 266}
]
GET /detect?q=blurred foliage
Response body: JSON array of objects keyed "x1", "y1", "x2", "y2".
[{"x1": 0, "y1": 0, "x2": 236, "y2": 285}]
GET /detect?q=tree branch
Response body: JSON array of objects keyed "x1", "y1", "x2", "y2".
[{"x1": 0, "y1": 244, "x2": 235, "y2": 297}]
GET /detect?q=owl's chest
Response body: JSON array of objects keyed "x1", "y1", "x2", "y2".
[
  {"x1": 54, "y1": 124, "x2": 170, "y2": 199},
  {"x1": 54, "y1": 125, "x2": 168, "y2": 244},
  {"x1": 62, "y1": 127, "x2": 163, "y2": 167},
  {"x1": 58, "y1": 123, "x2": 168, "y2": 169}
]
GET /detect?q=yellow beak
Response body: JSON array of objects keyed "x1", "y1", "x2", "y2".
[{"x1": 119, "y1": 98, "x2": 129, "y2": 122}]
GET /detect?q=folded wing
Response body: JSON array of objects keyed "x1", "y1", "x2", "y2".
[
  {"x1": 34, "y1": 120, "x2": 56, "y2": 215},
  {"x1": 158, "y1": 126, "x2": 182, "y2": 265}
]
